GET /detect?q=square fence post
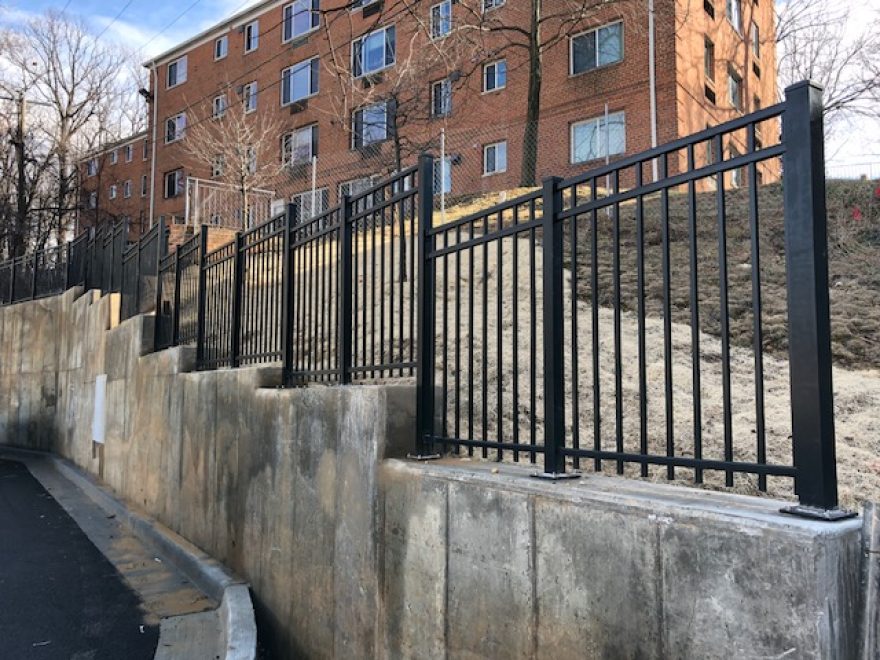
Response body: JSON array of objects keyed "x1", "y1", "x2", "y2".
[
  {"x1": 412, "y1": 154, "x2": 440, "y2": 460},
  {"x1": 30, "y1": 252, "x2": 38, "y2": 301},
  {"x1": 64, "y1": 242, "x2": 72, "y2": 290},
  {"x1": 536, "y1": 176, "x2": 578, "y2": 479},
  {"x1": 9, "y1": 257, "x2": 15, "y2": 302},
  {"x1": 171, "y1": 248, "x2": 182, "y2": 346},
  {"x1": 780, "y1": 81, "x2": 853, "y2": 520},
  {"x1": 281, "y1": 204, "x2": 296, "y2": 386},
  {"x1": 339, "y1": 195, "x2": 353, "y2": 384},
  {"x1": 230, "y1": 230, "x2": 244, "y2": 368},
  {"x1": 195, "y1": 226, "x2": 209, "y2": 368}
]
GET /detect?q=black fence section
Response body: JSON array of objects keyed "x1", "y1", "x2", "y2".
[
  {"x1": 418, "y1": 81, "x2": 848, "y2": 517},
  {"x1": 154, "y1": 165, "x2": 422, "y2": 387},
  {"x1": 120, "y1": 220, "x2": 168, "y2": 321},
  {"x1": 1, "y1": 240, "x2": 76, "y2": 305}
]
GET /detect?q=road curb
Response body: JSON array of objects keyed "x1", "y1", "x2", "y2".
[{"x1": 0, "y1": 448, "x2": 257, "y2": 660}]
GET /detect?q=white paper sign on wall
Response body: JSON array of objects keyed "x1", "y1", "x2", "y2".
[{"x1": 92, "y1": 374, "x2": 107, "y2": 444}]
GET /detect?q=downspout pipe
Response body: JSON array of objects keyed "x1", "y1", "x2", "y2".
[
  {"x1": 148, "y1": 63, "x2": 159, "y2": 228},
  {"x1": 649, "y1": 0, "x2": 659, "y2": 181}
]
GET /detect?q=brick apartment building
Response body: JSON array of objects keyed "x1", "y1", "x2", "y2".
[{"x1": 79, "y1": 0, "x2": 777, "y2": 233}]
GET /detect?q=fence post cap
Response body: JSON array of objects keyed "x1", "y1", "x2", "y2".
[{"x1": 784, "y1": 80, "x2": 824, "y2": 94}]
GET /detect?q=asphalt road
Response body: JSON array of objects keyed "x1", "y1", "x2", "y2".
[{"x1": 0, "y1": 458, "x2": 159, "y2": 659}]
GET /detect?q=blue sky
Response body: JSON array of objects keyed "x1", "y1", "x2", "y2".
[{"x1": 1, "y1": 0, "x2": 263, "y2": 60}]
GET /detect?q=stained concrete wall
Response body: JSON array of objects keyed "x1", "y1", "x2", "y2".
[{"x1": 0, "y1": 289, "x2": 865, "y2": 659}]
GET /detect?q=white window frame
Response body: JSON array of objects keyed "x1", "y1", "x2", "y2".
[
  {"x1": 430, "y1": 0, "x2": 452, "y2": 39},
  {"x1": 109, "y1": 184, "x2": 117, "y2": 200},
  {"x1": 482, "y1": 59, "x2": 506, "y2": 92},
  {"x1": 88, "y1": 191, "x2": 97, "y2": 209},
  {"x1": 281, "y1": 57, "x2": 319, "y2": 106},
  {"x1": 352, "y1": 0, "x2": 381, "y2": 10},
  {"x1": 215, "y1": 35, "x2": 228, "y2": 60},
  {"x1": 431, "y1": 79, "x2": 451, "y2": 117},
  {"x1": 726, "y1": 0, "x2": 741, "y2": 33},
  {"x1": 213, "y1": 94, "x2": 227, "y2": 119},
  {"x1": 704, "y1": 37, "x2": 715, "y2": 85},
  {"x1": 165, "y1": 113, "x2": 187, "y2": 143},
  {"x1": 570, "y1": 111, "x2": 627, "y2": 164},
  {"x1": 569, "y1": 21, "x2": 624, "y2": 76},
  {"x1": 282, "y1": 124, "x2": 318, "y2": 167},
  {"x1": 728, "y1": 66, "x2": 742, "y2": 110},
  {"x1": 750, "y1": 21, "x2": 760, "y2": 58},
  {"x1": 124, "y1": 145, "x2": 133, "y2": 162},
  {"x1": 167, "y1": 56, "x2": 187, "y2": 88},
  {"x1": 244, "y1": 20, "x2": 260, "y2": 53},
  {"x1": 483, "y1": 141, "x2": 507, "y2": 175},
  {"x1": 123, "y1": 180, "x2": 132, "y2": 198},
  {"x1": 290, "y1": 188, "x2": 329, "y2": 222},
  {"x1": 87, "y1": 159, "x2": 98, "y2": 177},
  {"x1": 482, "y1": 0, "x2": 504, "y2": 11},
  {"x1": 243, "y1": 82, "x2": 258, "y2": 113},
  {"x1": 352, "y1": 26, "x2": 396, "y2": 78},
  {"x1": 352, "y1": 101, "x2": 389, "y2": 148},
  {"x1": 110, "y1": 149, "x2": 118, "y2": 165},
  {"x1": 283, "y1": 0, "x2": 320, "y2": 42},
  {"x1": 164, "y1": 169, "x2": 184, "y2": 199}
]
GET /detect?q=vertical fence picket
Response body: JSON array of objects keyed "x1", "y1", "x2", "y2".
[
  {"x1": 414, "y1": 154, "x2": 436, "y2": 458},
  {"x1": 339, "y1": 195, "x2": 354, "y2": 384},
  {"x1": 196, "y1": 227, "x2": 209, "y2": 368}
]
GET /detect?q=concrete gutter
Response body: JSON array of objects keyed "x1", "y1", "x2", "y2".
[{"x1": 1, "y1": 448, "x2": 257, "y2": 660}]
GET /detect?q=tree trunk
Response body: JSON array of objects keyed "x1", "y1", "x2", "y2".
[{"x1": 520, "y1": 0, "x2": 542, "y2": 188}]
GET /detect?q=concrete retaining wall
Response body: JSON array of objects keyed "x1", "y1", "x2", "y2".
[{"x1": 0, "y1": 289, "x2": 865, "y2": 659}]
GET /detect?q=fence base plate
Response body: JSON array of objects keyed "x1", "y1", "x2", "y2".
[
  {"x1": 780, "y1": 504, "x2": 858, "y2": 521},
  {"x1": 530, "y1": 471, "x2": 582, "y2": 481},
  {"x1": 407, "y1": 453, "x2": 442, "y2": 462}
]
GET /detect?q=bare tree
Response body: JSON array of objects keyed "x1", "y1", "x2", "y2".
[
  {"x1": 181, "y1": 91, "x2": 285, "y2": 227},
  {"x1": 776, "y1": 0, "x2": 880, "y2": 130}
]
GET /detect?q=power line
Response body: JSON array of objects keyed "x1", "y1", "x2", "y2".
[
  {"x1": 93, "y1": 0, "x2": 137, "y2": 41},
  {"x1": 138, "y1": 0, "x2": 206, "y2": 54}
]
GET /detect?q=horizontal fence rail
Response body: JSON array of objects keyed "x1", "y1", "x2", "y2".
[{"x1": 0, "y1": 81, "x2": 847, "y2": 517}]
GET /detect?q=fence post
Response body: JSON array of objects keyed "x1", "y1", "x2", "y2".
[
  {"x1": 30, "y1": 252, "x2": 38, "y2": 300},
  {"x1": 64, "y1": 242, "x2": 72, "y2": 290},
  {"x1": 171, "y1": 248, "x2": 182, "y2": 346},
  {"x1": 281, "y1": 204, "x2": 296, "y2": 387},
  {"x1": 780, "y1": 81, "x2": 852, "y2": 520},
  {"x1": 195, "y1": 226, "x2": 209, "y2": 368},
  {"x1": 134, "y1": 230, "x2": 142, "y2": 313},
  {"x1": 412, "y1": 154, "x2": 440, "y2": 460},
  {"x1": 9, "y1": 257, "x2": 16, "y2": 302},
  {"x1": 230, "y1": 230, "x2": 244, "y2": 368},
  {"x1": 537, "y1": 176, "x2": 578, "y2": 479},
  {"x1": 339, "y1": 194, "x2": 353, "y2": 384}
]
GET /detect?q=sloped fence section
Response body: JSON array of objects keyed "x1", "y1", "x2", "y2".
[{"x1": 0, "y1": 82, "x2": 849, "y2": 518}]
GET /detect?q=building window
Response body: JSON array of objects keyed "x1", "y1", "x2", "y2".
[
  {"x1": 430, "y1": 1, "x2": 452, "y2": 38},
  {"x1": 141, "y1": 175, "x2": 148, "y2": 196},
  {"x1": 726, "y1": 0, "x2": 741, "y2": 32},
  {"x1": 143, "y1": 140, "x2": 149, "y2": 160},
  {"x1": 213, "y1": 94, "x2": 227, "y2": 119},
  {"x1": 211, "y1": 155, "x2": 224, "y2": 178},
  {"x1": 750, "y1": 22, "x2": 760, "y2": 58},
  {"x1": 243, "y1": 82, "x2": 258, "y2": 113},
  {"x1": 87, "y1": 159, "x2": 97, "y2": 176},
  {"x1": 729, "y1": 146, "x2": 743, "y2": 187},
  {"x1": 123, "y1": 180, "x2": 132, "y2": 198},
  {"x1": 165, "y1": 113, "x2": 186, "y2": 143},
  {"x1": 728, "y1": 66, "x2": 742, "y2": 110},
  {"x1": 167, "y1": 56, "x2": 187, "y2": 88},
  {"x1": 433, "y1": 157, "x2": 452, "y2": 194},
  {"x1": 483, "y1": 60, "x2": 506, "y2": 92},
  {"x1": 282, "y1": 124, "x2": 318, "y2": 166},
  {"x1": 244, "y1": 20, "x2": 259, "y2": 52},
  {"x1": 283, "y1": 0, "x2": 319, "y2": 42},
  {"x1": 431, "y1": 79, "x2": 451, "y2": 117},
  {"x1": 339, "y1": 176, "x2": 379, "y2": 206},
  {"x1": 483, "y1": 141, "x2": 507, "y2": 175},
  {"x1": 88, "y1": 192, "x2": 97, "y2": 209},
  {"x1": 571, "y1": 111, "x2": 626, "y2": 164},
  {"x1": 483, "y1": 0, "x2": 504, "y2": 11},
  {"x1": 290, "y1": 188, "x2": 329, "y2": 222},
  {"x1": 704, "y1": 37, "x2": 715, "y2": 84},
  {"x1": 704, "y1": 0, "x2": 715, "y2": 18},
  {"x1": 570, "y1": 21, "x2": 623, "y2": 75},
  {"x1": 164, "y1": 170, "x2": 184, "y2": 198},
  {"x1": 109, "y1": 184, "x2": 117, "y2": 200},
  {"x1": 352, "y1": 0, "x2": 381, "y2": 9},
  {"x1": 282, "y1": 58, "x2": 319, "y2": 105},
  {"x1": 352, "y1": 26, "x2": 395, "y2": 78},
  {"x1": 215, "y1": 35, "x2": 228, "y2": 60},
  {"x1": 352, "y1": 102, "x2": 388, "y2": 148},
  {"x1": 124, "y1": 145, "x2": 133, "y2": 162},
  {"x1": 110, "y1": 149, "x2": 118, "y2": 165},
  {"x1": 246, "y1": 146, "x2": 257, "y2": 175}
]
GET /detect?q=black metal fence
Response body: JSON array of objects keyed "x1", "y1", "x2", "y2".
[{"x1": 0, "y1": 82, "x2": 849, "y2": 518}]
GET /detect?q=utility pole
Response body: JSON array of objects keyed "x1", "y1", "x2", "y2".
[{"x1": 14, "y1": 94, "x2": 27, "y2": 257}]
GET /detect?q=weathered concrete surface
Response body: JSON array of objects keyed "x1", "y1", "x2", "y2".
[
  {"x1": 381, "y1": 460, "x2": 863, "y2": 660},
  {"x1": 0, "y1": 290, "x2": 866, "y2": 659}
]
